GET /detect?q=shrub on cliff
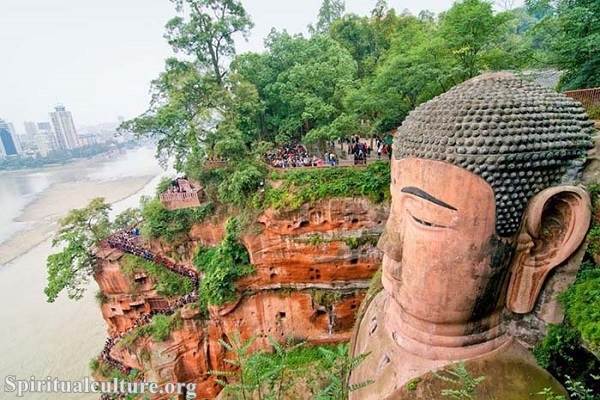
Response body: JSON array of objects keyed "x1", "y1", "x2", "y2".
[
  {"x1": 194, "y1": 218, "x2": 254, "y2": 310},
  {"x1": 215, "y1": 336, "x2": 371, "y2": 400},
  {"x1": 559, "y1": 263, "x2": 600, "y2": 356},
  {"x1": 260, "y1": 161, "x2": 390, "y2": 210},
  {"x1": 139, "y1": 197, "x2": 213, "y2": 243},
  {"x1": 120, "y1": 254, "x2": 194, "y2": 297},
  {"x1": 119, "y1": 312, "x2": 183, "y2": 349},
  {"x1": 217, "y1": 161, "x2": 267, "y2": 208}
]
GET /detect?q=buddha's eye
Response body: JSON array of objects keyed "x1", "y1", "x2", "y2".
[
  {"x1": 401, "y1": 190, "x2": 457, "y2": 230},
  {"x1": 408, "y1": 210, "x2": 450, "y2": 229}
]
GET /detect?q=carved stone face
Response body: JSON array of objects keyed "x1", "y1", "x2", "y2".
[
  {"x1": 349, "y1": 73, "x2": 593, "y2": 398},
  {"x1": 380, "y1": 158, "x2": 514, "y2": 328}
]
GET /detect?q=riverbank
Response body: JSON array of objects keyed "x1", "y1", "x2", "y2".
[
  {"x1": 0, "y1": 175, "x2": 154, "y2": 265},
  {"x1": 0, "y1": 147, "x2": 166, "y2": 399},
  {"x1": 0, "y1": 146, "x2": 164, "y2": 266}
]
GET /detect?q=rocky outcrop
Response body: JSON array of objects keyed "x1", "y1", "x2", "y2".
[{"x1": 94, "y1": 197, "x2": 387, "y2": 399}]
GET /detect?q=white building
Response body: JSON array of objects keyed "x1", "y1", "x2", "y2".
[
  {"x1": 50, "y1": 105, "x2": 80, "y2": 150},
  {"x1": 36, "y1": 122, "x2": 59, "y2": 156}
]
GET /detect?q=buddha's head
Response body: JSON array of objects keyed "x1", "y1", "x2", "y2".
[{"x1": 379, "y1": 72, "x2": 594, "y2": 357}]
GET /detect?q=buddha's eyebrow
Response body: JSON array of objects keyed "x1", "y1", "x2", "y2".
[{"x1": 401, "y1": 186, "x2": 457, "y2": 211}]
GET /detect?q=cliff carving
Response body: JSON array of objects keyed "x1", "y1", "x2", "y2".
[{"x1": 94, "y1": 197, "x2": 387, "y2": 399}]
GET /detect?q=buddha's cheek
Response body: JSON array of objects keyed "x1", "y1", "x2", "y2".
[{"x1": 396, "y1": 225, "x2": 493, "y2": 323}]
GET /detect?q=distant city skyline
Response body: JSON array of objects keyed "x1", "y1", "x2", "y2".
[{"x1": 0, "y1": 0, "x2": 523, "y2": 134}]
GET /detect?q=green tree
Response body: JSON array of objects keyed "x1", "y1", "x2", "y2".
[
  {"x1": 344, "y1": 15, "x2": 447, "y2": 133},
  {"x1": 45, "y1": 198, "x2": 112, "y2": 302},
  {"x1": 236, "y1": 31, "x2": 357, "y2": 148},
  {"x1": 165, "y1": 0, "x2": 253, "y2": 86},
  {"x1": 371, "y1": 0, "x2": 389, "y2": 19},
  {"x1": 112, "y1": 208, "x2": 142, "y2": 231},
  {"x1": 121, "y1": 59, "x2": 222, "y2": 170},
  {"x1": 311, "y1": 0, "x2": 346, "y2": 34},
  {"x1": 330, "y1": 15, "x2": 382, "y2": 78},
  {"x1": 439, "y1": 0, "x2": 512, "y2": 79},
  {"x1": 123, "y1": 0, "x2": 253, "y2": 171},
  {"x1": 543, "y1": 0, "x2": 600, "y2": 90}
]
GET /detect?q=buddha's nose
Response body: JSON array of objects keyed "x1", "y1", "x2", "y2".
[{"x1": 377, "y1": 219, "x2": 403, "y2": 262}]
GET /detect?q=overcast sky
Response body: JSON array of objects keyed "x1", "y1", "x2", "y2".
[{"x1": 0, "y1": 0, "x2": 522, "y2": 134}]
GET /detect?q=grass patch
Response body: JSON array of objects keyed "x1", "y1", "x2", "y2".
[
  {"x1": 260, "y1": 161, "x2": 390, "y2": 210},
  {"x1": 89, "y1": 358, "x2": 140, "y2": 382},
  {"x1": 311, "y1": 290, "x2": 343, "y2": 308},
  {"x1": 120, "y1": 254, "x2": 194, "y2": 297},
  {"x1": 119, "y1": 312, "x2": 183, "y2": 350},
  {"x1": 587, "y1": 105, "x2": 600, "y2": 120},
  {"x1": 95, "y1": 290, "x2": 108, "y2": 305},
  {"x1": 344, "y1": 233, "x2": 380, "y2": 250}
]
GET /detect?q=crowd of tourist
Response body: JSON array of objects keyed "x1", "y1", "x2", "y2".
[
  {"x1": 265, "y1": 143, "x2": 322, "y2": 168},
  {"x1": 266, "y1": 137, "x2": 391, "y2": 169},
  {"x1": 107, "y1": 230, "x2": 199, "y2": 285},
  {"x1": 350, "y1": 141, "x2": 369, "y2": 165},
  {"x1": 98, "y1": 231, "x2": 201, "y2": 387},
  {"x1": 163, "y1": 178, "x2": 197, "y2": 194}
]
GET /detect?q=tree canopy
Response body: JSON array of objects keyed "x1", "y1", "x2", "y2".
[
  {"x1": 526, "y1": 0, "x2": 600, "y2": 90},
  {"x1": 45, "y1": 199, "x2": 146, "y2": 302},
  {"x1": 121, "y1": 0, "x2": 589, "y2": 185},
  {"x1": 165, "y1": 0, "x2": 253, "y2": 86},
  {"x1": 45, "y1": 198, "x2": 112, "y2": 302}
]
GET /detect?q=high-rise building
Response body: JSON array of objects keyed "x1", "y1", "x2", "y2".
[
  {"x1": 0, "y1": 119, "x2": 20, "y2": 156},
  {"x1": 24, "y1": 121, "x2": 38, "y2": 137},
  {"x1": 36, "y1": 122, "x2": 59, "y2": 155},
  {"x1": 50, "y1": 105, "x2": 79, "y2": 150}
]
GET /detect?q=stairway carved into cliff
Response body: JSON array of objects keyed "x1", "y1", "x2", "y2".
[{"x1": 96, "y1": 230, "x2": 200, "y2": 394}]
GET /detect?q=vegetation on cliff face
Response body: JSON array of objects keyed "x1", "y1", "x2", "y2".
[
  {"x1": 89, "y1": 358, "x2": 140, "y2": 382},
  {"x1": 534, "y1": 183, "x2": 600, "y2": 393},
  {"x1": 260, "y1": 161, "x2": 390, "y2": 210},
  {"x1": 119, "y1": 312, "x2": 184, "y2": 350},
  {"x1": 215, "y1": 336, "x2": 371, "y2": 400},
  {"x1": 120, "y1": 254, "x2": 194, "y2": 297},
  {"x1": 45, "y1": 198, "x2": 141, "y2": 302},
  {"x1": 139, "y1": 195, "x2": 213, "y2": 243},
  {"x1": 194, "y1": 218, "x2": 254, "y2": 310}
]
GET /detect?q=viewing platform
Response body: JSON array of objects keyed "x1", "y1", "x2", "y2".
[{"x1": 159, "y1": 178, "x2": 204, "y2": 210}]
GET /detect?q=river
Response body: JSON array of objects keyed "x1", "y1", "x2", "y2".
[{"x1": 0, "y1": 146, "x2": 166, "y2": 399}]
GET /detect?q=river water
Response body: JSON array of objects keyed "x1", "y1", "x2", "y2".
[{"x1": 0, "y1": 146, "x2": 166, "y2": 399}]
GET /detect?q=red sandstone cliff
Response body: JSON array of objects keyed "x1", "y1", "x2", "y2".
[{"x1": 94, "y1": 197, "x2": 388, "y2": 399}]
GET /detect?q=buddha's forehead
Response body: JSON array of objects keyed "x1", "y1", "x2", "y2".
[
  {"x1": 394, "y1": 72, "x2": 594, "y2": 236},
  {"x1": 391, "y1": 158, "x2": 495, "y2": 211}
]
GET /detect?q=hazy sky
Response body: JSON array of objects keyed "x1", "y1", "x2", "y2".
[{"x1": 0, "y1": 0, "x2": 521, "y2": 134}]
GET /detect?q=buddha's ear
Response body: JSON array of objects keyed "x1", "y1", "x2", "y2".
[{"x1": 506, "y1": 185, "x2": 591, "y2": 314}]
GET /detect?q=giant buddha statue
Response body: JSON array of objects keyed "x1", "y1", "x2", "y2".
[{"x1": 349, "y1": 72, "x2": 595, "y2": 399}]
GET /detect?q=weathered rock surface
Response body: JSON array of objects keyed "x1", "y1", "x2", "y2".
[{"x1": 94, "y1": 197, "x2": 387, "y2": 398}]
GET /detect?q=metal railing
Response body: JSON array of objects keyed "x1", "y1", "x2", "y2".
[{"x1": 564, "y1": 87, "x2": 600, "y2": 110}]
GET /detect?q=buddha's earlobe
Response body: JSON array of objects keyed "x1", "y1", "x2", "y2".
[{"x1": 506, "y1": 185, "x2": 591, "y2": 314}]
